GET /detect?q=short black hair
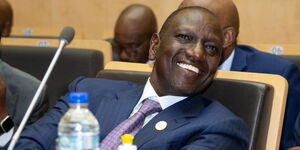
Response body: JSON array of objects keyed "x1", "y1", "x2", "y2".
[{"x1": 159, "y1": 6, "x2": 217, "y2": 37}]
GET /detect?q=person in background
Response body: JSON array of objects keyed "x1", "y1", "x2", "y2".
[
  {"x1": 13, "y1": 6, "x2": 248, "y2": 149},
  {"x1": 108, "y1": 4, "x2": 157, "y2": 63},
  {"x1": 0, "y1": 0, "x2": 13, "y2": 37},
  {"x1": 0, "y1": 23, "x2": 47, "y2": 147},
  {"x1": 179, "y1": 0, "x2": 300, "y2": 149}
]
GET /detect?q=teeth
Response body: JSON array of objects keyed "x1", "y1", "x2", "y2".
[{"x1": 177, "y1": 63, "x2": 199, "y2": 74}]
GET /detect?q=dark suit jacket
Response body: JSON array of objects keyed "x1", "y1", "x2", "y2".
[
  {"x1": 13, "y1": 77, "x2": 249, "y2": 150},
  {"x1": 0, "y1": 60, "x2": 47, "y2": 126},
  {"x1": 232, "y1": 45, "x2": 300, "y2": 149},
  {"x1": 295, "y1": 113, "x2": 300, "y2": 146}
]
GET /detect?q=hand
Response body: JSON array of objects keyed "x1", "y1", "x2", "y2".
[{"x1": 0, "y1": 75, "x2": 7, "y2": 120}]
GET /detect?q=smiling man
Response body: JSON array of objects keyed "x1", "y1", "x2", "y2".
[
  {"x1": 179, "y1": 0, "x2": 300, "y2": 149},
  {"x1": 13, "y1": 6, "x2": 249, "y2": 150}
]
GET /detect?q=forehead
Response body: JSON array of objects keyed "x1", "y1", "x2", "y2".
[
  {"x1": 116, "y1": 21, "x2": 151, "y2": 38},
  {"x1": 115, "y1": 25, "x2": 150, "y2": 43},
  {"x1": 167, "y1": 9, "x2": 222, "y2": 37}
]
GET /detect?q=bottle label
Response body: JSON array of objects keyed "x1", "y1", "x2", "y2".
[{"x1": 58, "y1": 135, "x2": 99, "y2": 150}]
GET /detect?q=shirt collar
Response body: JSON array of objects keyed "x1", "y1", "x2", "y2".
[
  {"x1": 218, "y1": 49, "x2": 235, "y2": 71},
  {"x1": 138, "y1": 78, "x2": 187, "y2": 110}
]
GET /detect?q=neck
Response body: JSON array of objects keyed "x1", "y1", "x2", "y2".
[{"x1": 221, "y1": 45, "x2": 235, "y2": 63}]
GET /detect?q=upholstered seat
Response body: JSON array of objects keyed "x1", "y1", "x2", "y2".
[{"x1": 0, "y1": 45, "x2": 104, "y2": 108}]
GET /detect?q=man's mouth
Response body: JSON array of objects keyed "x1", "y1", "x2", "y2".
[{"x1": 177, "y1": 62, "x2": 199, "y2": 74}]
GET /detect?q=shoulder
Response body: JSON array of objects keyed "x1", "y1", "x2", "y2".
[
  {"x1": 0, "y1": 60, "x2": 40, "y2": 92},
  {"x1": 70, "y1": 77, "x2": 140, "y2": 89},
  {"x1": 68, "y1": 77, "x2": 141, "y2": 94},
  {"x1": 237, "y1": 45, "x2": 292, "y2": 65},
  {"x1": 202, "y1": 98, "x2": 249, "y2": 143},
  {"x1": 236, "y1": 45, "x2": 297, "y2": 75},
  {"x1": 199, "y1": 97, "x2": 245, "y2": 125},
  {"x1": 182, "y1": 95, "x2": 249, "y2": 135},
  {"x1": 178, "y1": 96, "x2": 249, "y2": 149}
]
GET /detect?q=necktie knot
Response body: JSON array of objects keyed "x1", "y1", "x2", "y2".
[
  {"x1": 138, "y1": 99, "x2": 162, "y2": 116},
  {"x1": 100, "y1": 98, "x2": 162, "y2": 150}
]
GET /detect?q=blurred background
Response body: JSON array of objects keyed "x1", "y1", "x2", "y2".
[{"x1": 8, "y1": 0, "x2": 300, "y2": 44}]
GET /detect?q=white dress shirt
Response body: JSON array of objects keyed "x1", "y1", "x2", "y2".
[
  {"x1": 129, "y1": 78, "x2": 187, "y2": 127},
  {"x1": 218, "y1": 49, "x2": 235, "y2": 71},
  {"x1": 0, "y1": 127, "x2": 14, "y2": 146},
  {"x1": 146, "y1": 60, "x2": 155, "y2": 64}
]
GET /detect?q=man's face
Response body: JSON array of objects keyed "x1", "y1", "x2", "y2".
[
  {"x1": 115, "y1": 26, "x2": 151, "y2": 63},
  {"x1": 150, "y1": 9, "x2": 223, "y2": 96}
]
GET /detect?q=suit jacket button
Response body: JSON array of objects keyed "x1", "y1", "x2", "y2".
[{"x1": 155, "y1": 121, "x2": 167, "y2": 131}]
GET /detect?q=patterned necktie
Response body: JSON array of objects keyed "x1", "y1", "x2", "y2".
[{"x1": 100, "y1": 99, "x2": 162, "y2": 150}]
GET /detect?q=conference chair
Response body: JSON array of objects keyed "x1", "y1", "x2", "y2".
[
  {"x1": 0, "y1": 45, "x2": 104, "y2": 108},
  {"x1": 10, "y1": 26, "x2": 84, "y2": 39},
  {"x1": 97, "y1": 61, "x2": 288, "y2": 150},
  {"x1": 1, "y1": 38, "x2": 112, "y2": 65},
  {"x1": 280, "y1": 55, "x2": 300, "y2": 71}
]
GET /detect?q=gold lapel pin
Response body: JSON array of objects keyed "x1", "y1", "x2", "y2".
[{"x1": 155, "y1": 121, "x2": 167, "y2": 131}]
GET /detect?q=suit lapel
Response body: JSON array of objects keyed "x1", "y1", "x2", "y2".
[
  {"x1": 98, "y1": 86, "x2": 143, "y2": 141},
  {"x1": 231, "y1": 46, "x2": 248, "y2": 71},
  {"x1": 134, "y1": 94, "x2": 206, "y2": 148}
]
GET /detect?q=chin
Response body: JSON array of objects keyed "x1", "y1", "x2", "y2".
[{"x1": 170, "y1": 85, "x2": 200, "y2": 96}]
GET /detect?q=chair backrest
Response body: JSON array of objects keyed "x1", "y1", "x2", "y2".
[
  {"x1": 281, "y1": 55, "x2": 300, "y2": 71},
  {"x1": 0, "y1": 45, "x2": 104, "y2": 108},
  {"x1": 1, "y1": 38, "x2": 112, "y2": 65},
  {"x1": 98, "y1": 61, "x2": 288, "y2": 150},
  {"x1": 10, "y1": 26, "x2": 84, "y2": 39}
]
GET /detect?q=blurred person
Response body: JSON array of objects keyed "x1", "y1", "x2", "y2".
[
  {"x1": 109, "y1": 4, "x2": 157, "y2": 63},
  {"x1": 0, "y1": 23, "x2": 47, "y2": 147},
  {"x1": 0, "y1": 0, "x2": 13, "y2": 37},
  {"x1": 179, "y1": 0, "x2": 300, "y2": 149},
  {"x1": 13, "y1": 7, "x2": 248, "y2": 149}
]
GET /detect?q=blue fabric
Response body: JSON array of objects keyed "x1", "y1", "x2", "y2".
[
  {"x1": 12, "y1": 77, "x2": 249, "y2": 150},
  {"x1": 295, "y1": 113, "x2": 300, "y2": 146},
  {"x1": 232, "y1": 45, "x2": 300, "y2": 149}
]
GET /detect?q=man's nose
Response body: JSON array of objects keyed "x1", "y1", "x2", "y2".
[{"x1": 186, "y1": 43, "x2": 205, "y2": 61}]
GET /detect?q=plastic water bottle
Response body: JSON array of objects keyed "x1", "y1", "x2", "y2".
[
  {"x1": 118, "y1": 134, "x2": 137, "y2": 150},
  {"x1": 58, "y1": 92, "x2": 100, "y2": 150}
]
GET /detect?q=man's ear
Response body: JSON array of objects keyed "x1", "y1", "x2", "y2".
[
  {"x1": 2, "y1": 21, "x2": 12, "y2": 37},
  {"x1": 222, "y1": 27, "x2": 236, "y2": 48},
  {"x1": 148, "y1": 33, "x2": 160, "y2": 60}
]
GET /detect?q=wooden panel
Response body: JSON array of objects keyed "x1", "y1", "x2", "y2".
[
  {"x1": 104, "y1": 61, "x2": 287, "y2": 150},
  {"x1": 9, "y1": 0, "x2": 181, "y2": 40},
  {"x1": 104, "y1": 61, "x2": 153, "y2": 72},
  {"x1": 1, "y1": 38, "x2": 112, "y2": 65},
  {"x1": 8, "y1": 0, "x2": 300, "y2": 44},
  {"x1": 233, "y1": 0, "x2": 300, "y2": 44},
  {"x1": 10, "y1": 27, "x2": 84, "y2": 39}
]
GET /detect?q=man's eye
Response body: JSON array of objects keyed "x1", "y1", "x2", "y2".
[
  {"x1": 204, "y1": 44, "x2": 218, "y2": 55},
  {"x1": 175, "y1": 34, "x2": 193, "y2": 41}
]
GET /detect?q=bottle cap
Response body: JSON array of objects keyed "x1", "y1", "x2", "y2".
[
  {"x1": 121, "y1": 134, "x2": 134, "y2": 144},
  {"x1": 68, "y1": 92, "x2": 89, "y2": 104}
]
